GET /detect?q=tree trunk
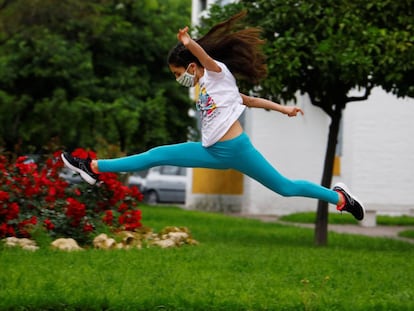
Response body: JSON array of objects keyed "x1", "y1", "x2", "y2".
[{"x1": 314, "y1": 104, "x2": 343, "y2": 246}]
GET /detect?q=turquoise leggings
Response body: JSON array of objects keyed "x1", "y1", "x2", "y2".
[{"x1": 98, "y1": 132, "x2": 339, "y2": 204}]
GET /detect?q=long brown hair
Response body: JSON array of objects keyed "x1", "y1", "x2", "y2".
[{"x1": 168, "y1": 11, "x2": 267, "y2": 84}]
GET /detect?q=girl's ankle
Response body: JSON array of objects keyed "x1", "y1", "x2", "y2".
[
  {"x1": 90, "y1": 160, "x2": 100, "y2": 174},
  {"x1": 335, "y1": 191, "x2": 346, "y2": 211}
]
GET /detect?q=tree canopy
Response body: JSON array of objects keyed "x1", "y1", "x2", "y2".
[
  {"x1": 0, "y1": 0, "x2": 193, "y2": 155},
  {"x1": 201, "y1": 0, "x2": 413, "y2": 101}
]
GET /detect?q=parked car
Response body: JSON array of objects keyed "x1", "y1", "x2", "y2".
[
  {"x1": 128, "y1": 166, "x2": 187, "y2": 204},
  {"x1": 59, "y1": 167, "x2": 83, "y2": 184},
  {"x1": 127, "y1": 170, "x2": 148, "y2": 193}
]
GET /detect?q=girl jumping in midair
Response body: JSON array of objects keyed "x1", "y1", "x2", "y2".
[{"x1": 62, "y1": 11, "x2": 364, "y2": 220}]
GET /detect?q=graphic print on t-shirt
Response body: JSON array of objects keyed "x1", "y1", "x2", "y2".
[{"x1": 196, "y1": 85, "x2": 217, "y2": 117}]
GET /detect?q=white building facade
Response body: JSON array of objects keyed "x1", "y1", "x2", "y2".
[{"x1": 186, "y1": 0, "x2": 414, "y2": 216}]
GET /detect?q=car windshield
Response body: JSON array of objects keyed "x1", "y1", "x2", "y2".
[{"x1": 131, "y1": 169, "x2": 149, "y2": 178}]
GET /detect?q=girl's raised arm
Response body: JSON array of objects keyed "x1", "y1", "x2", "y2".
[
  {"x1": 241, "y1": 93, "x2": 304, "y2": 117},
  {"x1": 177, "y1": 26, "x2": 221, "y2": 73}
]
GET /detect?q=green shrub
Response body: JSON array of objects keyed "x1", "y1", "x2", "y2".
[
  {"x1": 398, "y1": 230, "x2": 414, "y2": 239},
  {"x1": 0, "y1": 149, "x2": 143, "y2": 244}
]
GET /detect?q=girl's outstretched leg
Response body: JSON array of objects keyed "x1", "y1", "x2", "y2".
[
  {"x1": 232, "y1": 146, "x2": 339, "y2": 204},
  {"x1": 96, "y1": 142, "x2": 228, "y2": 172},
  {"x1": 61, "y1": 142, "x2": 228, "y2": 185},
  {"x1": 220, "y1": 134, "x2": 365, "y2": 220}
]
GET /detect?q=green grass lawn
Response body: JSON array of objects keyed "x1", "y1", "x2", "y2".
[{"x1": 1, "y1": 205, "x2": 414, "y2": 311}]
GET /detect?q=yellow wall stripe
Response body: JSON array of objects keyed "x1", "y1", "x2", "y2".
[{"x1": 192, "y1": 168, "x2": 244, "y2": 194}]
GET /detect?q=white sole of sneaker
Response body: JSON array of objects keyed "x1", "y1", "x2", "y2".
[
  {"x1": 61, "y1": 154, "x2": 96, "y2": 185},
  {"x1": 334, "y1": 182, "x2": 365, "y2": 220}
]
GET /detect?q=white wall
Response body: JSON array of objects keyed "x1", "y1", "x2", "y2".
[{"x1": 341, "y1": 88, "x2": 414, "y2": 215}]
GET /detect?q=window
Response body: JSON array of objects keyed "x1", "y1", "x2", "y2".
[
  {"x1": 159, "y1": 166, "x2": 187, "y2": 176},
  {"x1": 199, "y1": 0, "x2": 207, "y2": 11},
  {"x1": 219, "y1": 0, "x2": 234, "y2": 5},
  {"x1": 160, "y1": 166, "x2": 179, "y2": 175}
]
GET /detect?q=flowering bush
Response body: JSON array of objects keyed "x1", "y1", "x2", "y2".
[{"x1": 0, "y1": 149, "x2": 143, "y2": 244}]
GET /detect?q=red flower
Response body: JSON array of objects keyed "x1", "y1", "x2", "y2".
[
  {"x1": 7, "y1": 226, "x2": 15, "y2": 236},
  {"x1": 18, "y1": 216, "x2": 38, "y2": 237},
  {"x1": 44, "y1": 219, "x2": 55, "y2": 231},
  {"x1": 118, "y1": 210, "x2": 142, "y2": 231},
  {"x1": 0, "y1": 190, "x2": 9, "y2": 202},
  {"x1": 118, "y1": 203, "x2": 128, "y2": 212},
  {"x1": 72, "y1": 148, "x2": 97, "y2": 160},
  {"x1": 102, "y1": 210, "x2": 114, "y2": 226},
  {"x1": 0, "y1": 223, "x2": 15, "y2": 237},
  {"x1": 6, "y1": 202, "x2": 19, "y2": 220},
  {"x1": 24, "y1": 182, "x2": 41, "y2": 197},
  {"x1": 83, "y1": 222, "x2": 94, "y2": 233},
  {"x1": 16, "y1": 160, "x2": 37, "y2": 175},
  {"x1": 16, "y1": 156, "x2": 28, "y2": 164},
  {"x1": 66, "y1": 197, "x2": 86, "y2": 224},
  {"x1": 19, "y1": 216, "x2": 37, "y2": 227},
  {"x1": 45, "y1": 186, "x2": 57, "y2": 202},
  {"x1": 53, "y1": 150, "x2": 62, "y2": 158},
  {"x1": 0, "y1": 223, "x2": 8, "y2": 236},
  {"x1": 130, "y1": 186, "x2": 144, "y2": 202}
]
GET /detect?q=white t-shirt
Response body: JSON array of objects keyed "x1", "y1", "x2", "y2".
[{"x1": 196, "y1": 61, "x2": 245, "y2": 147}]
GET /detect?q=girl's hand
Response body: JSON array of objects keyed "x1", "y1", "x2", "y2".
[
  {"x1": 176, "y1": 26, "x2": 221, "y2": 73},
  {"x1": 177, "y1": 26, "x2": 192, "y2": 46},
  {"x1": 285, "y1": 106, "x2": 304, "y2": 117}
]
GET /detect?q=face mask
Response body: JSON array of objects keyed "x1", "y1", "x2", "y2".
[{"x1": 176, "y1": 64, "x2": 195, "y2": 87}]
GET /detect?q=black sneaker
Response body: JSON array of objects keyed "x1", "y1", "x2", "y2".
[
  {"x1": 61, "y1": 152, "x2": 98, "y2": 185},
  {"x1": 333, "y1": 182, "x2": 365, "y2": 221}
]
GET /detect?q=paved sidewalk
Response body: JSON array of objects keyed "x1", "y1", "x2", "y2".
[{"x1": 233, "y1": 213, "x2": 414, "y2": 244}]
